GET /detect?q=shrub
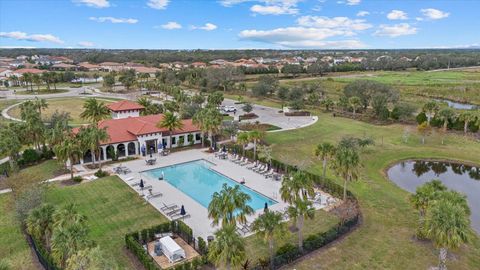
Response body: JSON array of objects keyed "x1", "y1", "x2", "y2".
[
  {"x1": 72, "y1": 176, "x2": 83, "y2": 183},
  {"x1": 416, "y1": 112, "x2": 428, "y2": 124},
  {"x1": 285, "y1": 111, "x2": 311, "y2": 116},
  {"x1": 239, "y1": 113, "x2": 258, "y2": 120},
  {"x1": 197, "y1": 237, "x2": 208, "y2": 255},
  {"x1": 94, "y1": 169, "x2": 110, "y2": 178},
  {"x1": 21, "y1": 149, "x2": 40, "y2": 165}
]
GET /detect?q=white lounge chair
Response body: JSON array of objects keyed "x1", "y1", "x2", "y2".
[
  {"x1": 264, "y1": 169, "x2": 275, "y2": 178},
  {"x1": 234, "y1": 157, "x2": 245, "y2": 164},
  {"x1": 240, "y1": 158, "x2": 250, "y2": 166},
  {"x1": 161, "y1": 203, "x2": 177, "y2": 211},
  {"x1": 253, "y1": 164, "x2": 265, "y2": 173},
  {"x1": 247, "y1": 161, "x2": 259, "y2": 170}
]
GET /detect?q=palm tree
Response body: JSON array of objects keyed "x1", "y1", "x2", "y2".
[
  {"x1": 287, "y1": 198, "x2": 315, "y2": 252},
  {"x1": 80, "y1": 98, "x2": 110, "y2": 124},
  {"x1": 33, "y1": 97, "x2": 48, "y2": 118},
  {"x1": 157, "y1": 111, "x2": 183, "y2": 149},
  {"x1": 248, "y1": 129, "x2": 265, "y2": 161},
  {"x1": 193, "y1": 107, "x2": 222, "y2": 148},
  {"x1": 348, "y1": 96, "x2": 361, "y2": 117},
  {"x1": 26, "y1": 203, "x2": 55, "y2": 250},
  {"x1": 51, "y1": 222, "x2": 89, "y2": 268},
  {"x1": 208, "y1": 183, "x2": 254, "y2": 227},
  {"x1": 78, "y1": 125, "x2": 110, "y2": 169},
  {"x1": 425, "y1": 200, "x2": 471, "y2": 270},
  {"x1": 458, "y1": 111, "x2": 476, "y2": 134},
  {"x1": 423, "y1": 100, "x2": 439, "y2": 125},
  {"x1": 331, "y1": 143, "x2": 360, "y2": 201},
  {"x1": 315, "y1": 142, "x2": 335, "y2": 179},
  {"x1": 0, "y1": 123, "x2": 22, "y2": 171},
  {"x1": 280, "y1": 171, "x2": 315, "y2": 204},
  {"x1": 32, "y1": 74, "x2": 41, "y2": 91},
  {"x1": 251, "y1": 211, "x2": 286, "y2": 270},
  {"x1": 41, "y1": 72, "x2": 51, "y2": 90},
  {"x1": 417, "y1": 122, "x2": 431, "y2": 144},
  {"x1": 208, "y1": 224, "x2": 246, "y2": 270},
  {"x1": 236, "y1": 132, "x2": 249, "y2": 156},
  {"x1": 53, "y1": 135, "x2": 82, "y2": 179},
  {"x1": 410, "y1": 180, "x2": 447, "y2": 218},
  {"x1": 437, "y1": 107, "x2": 456, "y2": 132}
]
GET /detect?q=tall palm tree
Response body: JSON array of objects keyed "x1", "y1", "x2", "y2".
[
  {"x1": 32, "y1": 73, "x2": 41, "y2": 91},
  {"x1": 51, "y1": 222, "x2": 89, "y2": 268},
  {"x1": 458, "y1": 111, "x2": 476, "y2": 134},
  {"x1": 208, "y1": 183, "x2": 254, "y2": 227},
  {"x1": 410, "y1": 180, "x2": 447, "y2": 218},
  {"x1": 80, "y1": 98, "x2": 110, "y2": 124},
  {"x1": 425, "y1": 200, "x2": 471, "y2": 270},
  {"x1": 280, "y1": 171, "x2": 315, "y2": 205},
  {"x1": 236, "y1": 132, "x2": 249, "y2": 156},
  {"x1": 248, "y1": 129, "x2": 265, "y2": 161},
  {"x1": 0, "y1": 123, "x2": 22, "y2": 171},
  {"x1": 251, "y1": 211, "x2": 286, "y2": 270},
  {"x1": 26, "y1": 203, "x2": 56, "y2": 250},
  {"x1": 437, "y1": 107, "x2": 456, "y2": 132},
  {"x1": 348, "y1": 96, "x2": 361, "y2": 117},
  {"x1": 53, "y1": 135, "x2": 82, "y2": 179},
  {"x1": 41, "y1": 72, "x2": 52, "y2": 90},
  {"x1": 331, "y1": 143, "x2": 360, "y2": 201},
  {"x1": 78, "y1": 125, "x2": 110, "y2": 169},
  {"x1": 315, "y1": 142, "x2": 335, "y2": 179},
  {"x1": 157, "y1": 111, "x2": 183, "y2": 149},
  {"x1": 287, "y1": 198, "x2": 315, "y2": 252},
  {"x1": 423, "y1": 100, "x2": 439, "y2": 125},
  {"x1": 33, "y1": 97, "x2": 48, "y2": 118},
  {"x1": 208, "y1": 224, "x2": 246, "y2": 270}
]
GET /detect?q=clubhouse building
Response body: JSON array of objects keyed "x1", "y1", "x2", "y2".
[{"x1": 76, "y1": 100, "x2": 202, "y2": 164}]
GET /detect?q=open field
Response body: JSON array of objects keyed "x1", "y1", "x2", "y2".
[
  {"x1": 7, "y1": 97, "x2": 115, "y2": 125},
  {"x1": 0, "y1": 194, "x2": 36, "y2": 270},
  {"x1": 45, "y1": 176, "x2": 169, "y2": 269},
  {"x1": 266, "y1": 111, "x2": 480, "y2": 269},
  {"x1": 0, "y1": 159, "x2": 66, "y2": 190}
]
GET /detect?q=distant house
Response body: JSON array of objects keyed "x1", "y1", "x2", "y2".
[
  {"x1": 131, "y1": 66, "x2": 160, "y2": 74},
  {"x1": 78, "y1": 62, "x2": 101, "y2": 71},
  {"x1": 99, "y1": 62, "x2": 124, "y2": 72},
  {"x1": 191, "y1": 62, "x2": 207, "y2": 68},
  {"x1": 51, "y1": 63, "x2": 77, "y2": 71},
  {"x1": 8, "y1": 68, "x2": 46, "y2": 77},
  {"x1": 72, "y1": 100, "x2": 202, "y2": 164}
]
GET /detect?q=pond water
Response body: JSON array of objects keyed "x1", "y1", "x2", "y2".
[
  {"x1": 434, "y1": 99, "x2": 478, "y2": 110},
  {"x1": 387, "y1": 160, "x2": 480, "y2": 234}
]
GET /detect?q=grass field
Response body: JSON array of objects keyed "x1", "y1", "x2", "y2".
[
  {"x1": 7, "y1": 97, "x2": 115, "y2": 125},
  {"x1": 45, "y1": 176, "x2": 168, "y2": 269},
  {"x1": 0, "y1": 194, "x2": 36, "y2": 270},
  {"x1": 266, "y1": 111, "x2": 480, "y2": 269},
  {"x1": 0, "y1": 159, "x2": 66, "y2": 190}
]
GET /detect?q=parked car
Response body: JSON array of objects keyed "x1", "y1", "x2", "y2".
[{"x1": 223, "y1": 106, "x2": 237, "y2": 113}]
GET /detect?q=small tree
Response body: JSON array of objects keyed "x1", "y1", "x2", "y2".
[
  {"x1": 417, "y1": 122, "x2": 431, "y2": 144},
  {"x1": 208, "y1": 225, "x2": 246, "y2": 270},
  {"x1": 251, "y1": 211, "x2": 286, "y2": 270},
  {"x1": 348, "y1": 96, "x2": 361, "y2": 117},
  {"x1": 315, "y1": 142, "x2": 335, "y2": 179},
  {"x1": 287, "y1": 198, "x2": 315, "y2": 252},
  {"x1": 242, "y1": 102, "x2": 253, "y2": 113}
]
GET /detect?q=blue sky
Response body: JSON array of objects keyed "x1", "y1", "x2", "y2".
[{"x1": 0, "y1": 0, "x2": 478, "y2": 49}]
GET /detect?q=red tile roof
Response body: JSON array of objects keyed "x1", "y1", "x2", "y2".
[
  {"x1": 106, "y1": 100, "x2": 145, "y2": 112},
  {"x1": 73, "y1": 114, "x2": 200, "y2": 145},
  {"x1": 13, "y1": 68, "x2": 46, "y2": 74}
]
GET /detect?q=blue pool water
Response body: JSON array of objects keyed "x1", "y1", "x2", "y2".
[{"x1": 145, "y1": 160, "x2": 276, "y2": 210}]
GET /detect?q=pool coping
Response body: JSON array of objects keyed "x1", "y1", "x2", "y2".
[{"x1": 140, "y1": 158, "x2": 279, "y2": 210}]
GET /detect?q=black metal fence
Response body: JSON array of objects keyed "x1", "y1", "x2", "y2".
[{"x1": 28, "y1": 235, "x2": 60, "y2": 270}]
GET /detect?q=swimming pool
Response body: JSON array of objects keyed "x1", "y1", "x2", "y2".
[{"x1": 144, "y1": 160, "x2": 276, "y2": 210}]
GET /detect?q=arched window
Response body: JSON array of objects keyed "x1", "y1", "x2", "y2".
[{"x1": 127, "y1": 142, "x2": 136, "y2": 155}]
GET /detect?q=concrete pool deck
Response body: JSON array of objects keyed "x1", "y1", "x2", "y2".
[{"x1": 107, "y1": 148, "x2": 332, "y2": 239}]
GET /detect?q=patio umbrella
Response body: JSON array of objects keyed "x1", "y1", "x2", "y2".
[
  {"x1": 140, "y1": 179, "x2": 144, "y2": 189},
  {"x1": 180, "y1": 205, "x2": 186, "y2": 216},
  {"x1": 264, "y1": 202, "x2": 269, "y2": 213}
]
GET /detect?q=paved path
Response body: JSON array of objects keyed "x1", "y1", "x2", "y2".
[{"x1": 222, "y1": 98, "x2": 317, "y2": 131}]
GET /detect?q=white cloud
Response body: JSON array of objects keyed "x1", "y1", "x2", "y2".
[
  {"x1": 374, "y1": 23, "x2": 417, "y2": 37},
  {"x1": 387, "y1": 10, "x2": 408, "y2": 20},
  {"x1": 73, "y1": 0, "x2": 110, "y2": 8},
  {"x1": 191, "y1": 23, "x2": 218, "y2": 31},
  {"x1": 89, "y1": 16, "x2": 138, "y2": 24},
  {"x1": 159, "y1": 21, "x2": 182, "y2": 30},
  {"x1": 337, "y1": 0, "x2": 360, "y2": 6},
  {"x1": 297, "y1": 16, "x2": 372, "y2": 31},
  {"x1": 0, "y1": 46, "x2": 37, "y2": 49},
  {"x1": 239, "y1": 27, "x2": 365, "y2": 48},
  {"x1": 250, "y1": 4, "x2": 298, "y2": 15},
  {"x1": 221, "y1": 0, "x2": 301, "y2": 15},
  {"x1": 78, "y1": 41, "x2": 95, "y2": 47},
  {"x1": 0, "y1": 31, "x2": 64, "y2": 44},
  {"x1": 356, "y1": 11, "x2": 369, "y2": 17},
  {"x1": 147, "y1": 0, "x2": 169, "y2": 10},
  {"x1": 420, "y1": 8, "x2": 449, "y2": 20}
]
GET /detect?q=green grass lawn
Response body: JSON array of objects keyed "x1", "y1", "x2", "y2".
[
  {"x1": 0, "y1": 159, "x2": 66, "y2": 190},
  {"x1": 245, "y1": 209, "x2": 339, "y2": 264},
  {"x1": 7, "y1": 97, "x2": 115, "y2": 126},
  {"x1": 45, "y1": 176, "x2": 168, "y2": 269},
  {"x1": 0, "y1": 194, "x2": 36, "y2": 270},
  {"x1": 266, "y1": 111, "x2": 480, "y2": 269}
]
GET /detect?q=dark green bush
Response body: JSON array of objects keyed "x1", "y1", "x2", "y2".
[
  {"x1": 72, "y1": 176, "x2": 83, "y2": 183},
  {"x1": 94, "y1": 169, "x2": 110, "y2": 178},
  {"x1": 416, "y1": 112, "x2": 428, "y2": 124},
  {"x1": 21, "y1": 149, "x2": 40, "y2": 165}
]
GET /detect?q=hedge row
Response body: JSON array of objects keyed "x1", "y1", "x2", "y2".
[{"x1": 125, "y1": 221, "x2": 207, "y2": 270}]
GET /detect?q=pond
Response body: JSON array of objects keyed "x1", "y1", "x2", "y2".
[
  {"x1": 434, "y1": 99, "x2": 478, "y2": 110},
  {"x1": 387, "y1": 160, "x2": 480, "y2": 234}
]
